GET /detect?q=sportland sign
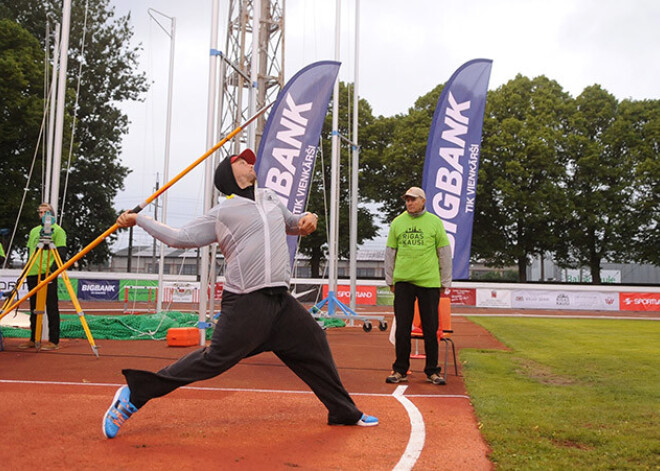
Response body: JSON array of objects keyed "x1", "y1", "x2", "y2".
[
  {"x1": 422, "y1": 59, "x2": 492, "y2": 280},
  {"x1": 619, "y1": 292, "x2": 660, "y2": 311},
  {"x1": 322, "y1": 284, "x2": 377, "y2": 305},
  {"x1": 256, "y1": 61, "x2": 341, "y2": 266}
]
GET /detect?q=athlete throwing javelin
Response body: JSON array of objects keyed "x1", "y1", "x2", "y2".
[{"x1": 102, "y1": 148, "x2": 377, "y2": 438}]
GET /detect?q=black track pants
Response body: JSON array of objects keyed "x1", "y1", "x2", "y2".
[
  {"x1": 123, "y1": 289, "x2": 362, "y2": 425},
  {"x1": 392, "y1": 281, "x2": 440, "y2": 377},
  {"x1": 27, "y1": 275, "x2": 60, "y2": 344}
]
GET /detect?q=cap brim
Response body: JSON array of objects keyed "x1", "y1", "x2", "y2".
[{"x1": 235, "y1": 149, "x2": 256, "y2": 165}]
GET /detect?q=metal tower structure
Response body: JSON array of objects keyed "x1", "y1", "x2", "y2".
[
  {"x1": 219, "y1": 0, "x2": 284, "y2": 154},
  {"x1": 196, "y1": 0, "x2": 284, "y2": 343}
]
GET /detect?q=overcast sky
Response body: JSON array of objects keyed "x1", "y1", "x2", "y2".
[{"x1": 107, "y1": 0, "x2": 660, "y2": 250}]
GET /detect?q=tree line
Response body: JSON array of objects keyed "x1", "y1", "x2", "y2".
[
  {"x1": 355, "y1": 75, "x2": 659, "y2": 282},
  {"x1": 0, "y1": 0, "x2": 146, "y2": 267},
  {"x1": 2, "y1": 1, "x2": 657, "y2": 282}
]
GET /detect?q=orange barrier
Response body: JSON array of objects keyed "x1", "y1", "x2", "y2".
[{"x1": 166, "y1": 327, "x2": 199, "y2": 347}]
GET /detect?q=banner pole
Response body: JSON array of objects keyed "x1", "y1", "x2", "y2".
[{"x1": 0, "y1": 102, "x2": 273, "y2": 321}]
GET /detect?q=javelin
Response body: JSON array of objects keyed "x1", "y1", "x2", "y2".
[{"x1": 0, "y1": 102, "x2": 273, "y2": 321}]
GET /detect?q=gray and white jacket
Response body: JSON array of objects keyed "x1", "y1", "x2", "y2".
[{"x1": 137, "y1": 189, "x2": 306, "y2": 294}]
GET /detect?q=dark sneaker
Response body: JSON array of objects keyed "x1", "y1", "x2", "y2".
[
  {"x1": 103, "y1": 386, "x2": 138, "y2": 438},
  {"x1": 385, "y1": 371, "x2": 408, "y2": 384},
  {"x1": 427, "y1": 373, "x2": 446, "y2": 385},
  {"x1": 356, "y1": 414, "x2": 379, "y2": 427}
]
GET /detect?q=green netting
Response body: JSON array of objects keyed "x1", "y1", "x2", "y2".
[
  {"x1": 317, "y1": 317, "x2": 346, "y2": 329},
  {"x1": 1, "y1": 312, "x2": 346, "y2": 341},
  {"x1": 1, "y1": 312, "x2": 209, "y2": 341}
]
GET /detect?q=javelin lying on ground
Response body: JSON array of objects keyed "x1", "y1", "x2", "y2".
[{"x1": 0, "y1": 102, "x2": 274, "y2": 322}]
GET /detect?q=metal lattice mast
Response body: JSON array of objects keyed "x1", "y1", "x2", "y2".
[
  {"x1": 219, "y1": 0, "x2": 284, "y2": 154},
  {"x1": 197, "y1": 0, "x2": 284, "y2": 342}
]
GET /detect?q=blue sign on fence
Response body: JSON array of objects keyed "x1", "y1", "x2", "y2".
[{"x1": 77, "y1": 279, "x2": 119, "y2": 301}]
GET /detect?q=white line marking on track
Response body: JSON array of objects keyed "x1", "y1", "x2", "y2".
[
  {"x1": 356, "y1": 310, "x2": 659, "y2": 321},
  {"x1": 391, "y1": 385, "x2": 425, "y2": 471},
  {"x1": 0, "y1": 379, "x2": 124, "y2": 387},
  {"x1": 1, "y1": 378, "x2": 469, "y2": 470},
  {"x1": 461, "y1": 313, "x2": 660, "y2": 320},
  {"x1": 0, "y1": 379, "x2": 473, "y2": 400}
]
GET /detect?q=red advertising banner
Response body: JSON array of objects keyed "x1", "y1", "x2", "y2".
[
  {"x1": 322, "y1": 285, "x2": 378, "y2": 305},
  {"x1": 211, "y1": 282, "x2": 224, "y2": 302},
  {"x1": 450, "y1": 288, "x2": 476, "y2": 306},
  {"x1": 619, "y1": 292, "x2": 660, "y2": 311}
]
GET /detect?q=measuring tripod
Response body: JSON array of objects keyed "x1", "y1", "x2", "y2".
[{"x1": 2, "y1": 232, "x2": 99, "y2": 357}]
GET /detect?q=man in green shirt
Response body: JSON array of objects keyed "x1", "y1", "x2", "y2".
[
  {"x1": 0, "y1": 242, "x2": 5, "y2": 267},
  {"x1": 384, "y1": 187, "x2": 452, "y2": 385},
  {"x1": 18, "y1": 203, "x2": 66, "y2": 350}
]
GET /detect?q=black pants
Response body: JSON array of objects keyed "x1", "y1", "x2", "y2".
[
  {"x1": 123, "y1": 289, "x2": 363, "y2": 425},
  {"x1": 27, "y1": 275, "x2": 60, "y2": 344},
  {"x1": 392, "y1": 281, "x2": 440, "y2": 377}
]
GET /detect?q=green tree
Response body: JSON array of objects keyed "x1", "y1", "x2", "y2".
[
  {"x1": 563, "y1": 88, "x2": 659, "y2": 281},
  {"x1": 298, "y1": 82, "x2": 379, "y2": 277},
  {"x1": 474, "y1": 75, "x2": 573, "y2": 281},
  {"x1": 355, "y1": 75, "x2": 659, "y2": 283},
  {"x1": 361, "y1": 84, "x2": 442, "y2": 221},
  {"x1": 624, "y1": 100, "x2": 660, "y2": 265},
  {"x1": 0, "y1": 0, "x2": 147, "y2": 266},
  {"x1": 0, "y1": 19, "x2": 47, "y2": 262}
]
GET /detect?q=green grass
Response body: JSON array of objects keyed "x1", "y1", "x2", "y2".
[{"x1": 461, "y1": 317, "x2": 660, "y2": 470}]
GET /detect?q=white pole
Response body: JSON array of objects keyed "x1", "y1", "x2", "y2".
[
  {"x1": 156, "y1": 13, "x2": 176, "y2": 314},
  {"x1": 50, "y1": 0, "x2": 72, "y2": 214},
  {"x1": 199, "y1": 0, "x2": 220, "y2": 345},
  {"x1": 328, "y1": 0, "x2": 341, "y2": 297},
  {"x1": 248, "y1": 0, "x2": 260, "y2": 149},
  {"x1": 349, "y1": 0, "x2": 360, "y2": 310},
  {"x1": 44, "y1": 0, "x2": 70, "y2": 341},
  {"x1": 45, "y1": 22, "x2": 60, "y2": 203},
  {"x1": 208, "y1": 12, "x2": 227, "y2": 328}
]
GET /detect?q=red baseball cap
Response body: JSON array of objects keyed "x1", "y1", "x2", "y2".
[{"x1": 230, "y1": 148, "x2": 256, "y2": 165}]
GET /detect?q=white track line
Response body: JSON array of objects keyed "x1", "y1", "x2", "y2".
[
  {"x1": 1, "y1": 378, "x2": 464, "y2": 471},
  {"x1": 0, "y1": 379, "x2": 473, "y2": 400},
  {"x1": 391, "y1": 385, "x2": 425, "y2": 471},
  {"x1": 460, "y1": 313, "x2": 659, "y2": 320},
  {"x1": 355, "y1": 310, "x2": 659, "y2": 320}
]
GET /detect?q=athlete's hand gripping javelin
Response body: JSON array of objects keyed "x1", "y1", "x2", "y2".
[{"x1": 117, "y1": 211, "x2": 138, "y2": 228}]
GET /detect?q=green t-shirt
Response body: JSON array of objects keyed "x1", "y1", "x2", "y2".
[
  {"x1": 26, "y1": 224, "x2": 67, "y2": 276},
  {"x1": 386, "y1": 211, "x2": 450, "y2": 288},
  {"x1": 0, "y1": 242, "x2": 5, "y2": 259}
]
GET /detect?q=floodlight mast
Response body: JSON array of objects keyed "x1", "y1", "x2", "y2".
[
  {"x1": 147, "y1": 8, "x2": 176, "y2": 315},
  {"x1": 349, "y1": 0, "x2": 360, "y2": 311},
  {"x1": 199, "y1": 0, "x2": 221, "y2": 346},
  {"x1": 45, "y1": 22, "x2": 60, "y2": 204},
  {"x1": 50, "y1": 0, "x2": 72, "y2": 216},
  {"x1": 328, "y1": 0, "x2": 341, "y2": 300}
]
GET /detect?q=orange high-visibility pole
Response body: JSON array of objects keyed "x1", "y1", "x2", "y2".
[{"x1": 0, "y1": 102, "x2": 273, "y2": 321}]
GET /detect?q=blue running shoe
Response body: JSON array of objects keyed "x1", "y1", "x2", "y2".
[
  {"x1": 356, "y1": 413, "x2": 379, "y2": 427},
  {"x1": 103, "y1": 385, "x2": 138, "y2": 438}
]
